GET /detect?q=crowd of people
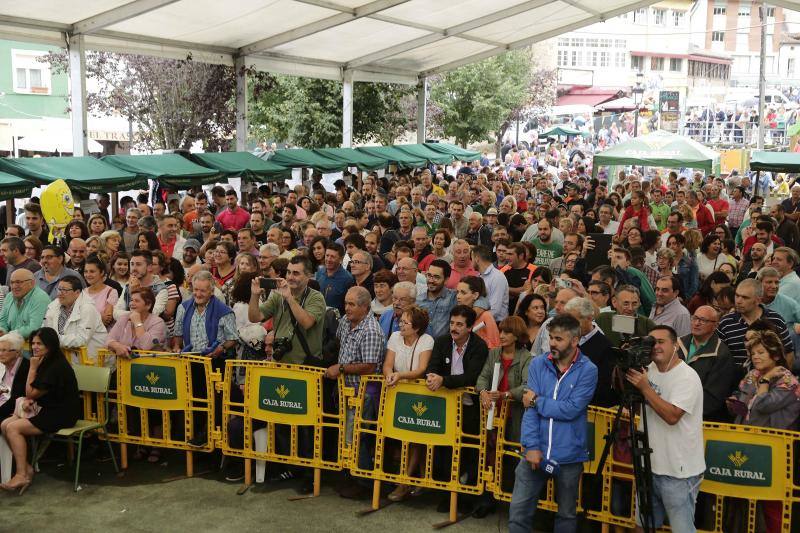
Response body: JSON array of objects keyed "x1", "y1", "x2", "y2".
[{"x1": 0, "y1": 149, "x2": 798, "y2": 532}]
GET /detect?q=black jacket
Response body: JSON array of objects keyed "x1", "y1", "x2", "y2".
[
  {"x1": 677, "y1": 333, "x2": 738, "y2": 423},
  {"x1": 426, "y1": 333, "x2": 489, "y2": 390},
  {"x1": 0, "y1": 357, "x2": 30, "y2": 422}
]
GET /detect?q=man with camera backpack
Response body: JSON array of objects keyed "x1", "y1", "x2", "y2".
[
  {"x1": 248, "y1": 255, "x2": 326, "y2": 365},
  {"x1": 625, "y1": 325, "x2": 705, "y2": 533},
  {"x1": 510, "y1": 314, "x2": 597, "y2": 533}
]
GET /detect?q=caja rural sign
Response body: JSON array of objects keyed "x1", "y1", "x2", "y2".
[
  {"x1": 383, "y1": 382, "x2": 459, "y2": 446},
  {"x1": 120, "y1": 357, "x2": 186, "y2": 410},
  {"x1": 247, "y1": 367, "x2": 319, "y2": 425}
]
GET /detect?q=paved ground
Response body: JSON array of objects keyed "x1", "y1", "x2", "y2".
[{"x1": 0, "y1": 445, "x2": 513, "y2": 533}]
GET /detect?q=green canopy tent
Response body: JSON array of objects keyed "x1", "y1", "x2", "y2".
[
  {"x1": 268, "y1": 149, "x2": 348, "y2": 173},
  {"x1": 102, "y1": 154, "x2": 221, "y2": 189},
  {"x1": 313, "y1": 148, "x2": 388, "y2": 171},
  {"x1": 424, "y1": 142, "x2": 481, "y2": 162},
  {"x1": 750, "y1": 151, "x2": 800, "y2": 194},
  {"x1": 0, "y1": 170, "x2": 34, "y2": 201},
  {"x1": 591, "y1": 130, "x2": 720, "y2": 186},
  {"x1": 356, "y1": 146, "x2": 428, "y2": 168},
  {"x1": 393, "y1": 144, "x2": 454, "y2": 165},
  {"x1": 539, "y1": 126, "x2": 589, "y2": 138},
  {"x1": 0, "y1": 156, "x2": 143, "y2": 193},
  {"x1": 190, "y1": 151, "x2": 290, "y2": 181}
]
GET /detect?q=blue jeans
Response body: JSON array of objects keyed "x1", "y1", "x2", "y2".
[
  {"x1": 636, "y1": 473, "x2": 702, "y2": 533},
  {"x1": 508, "y1": 458, "x2": 583, "y2": 533}
]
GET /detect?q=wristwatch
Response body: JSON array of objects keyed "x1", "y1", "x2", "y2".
[
  {"x1": 758, "y1": 378, "x2": 770, "y2": 385},
  {"x1": 135, "y1": 322, "x2": 144, "y2": 328},
  {"x1": 339, "y1": 364, "x2": 345, "y2": 375}
]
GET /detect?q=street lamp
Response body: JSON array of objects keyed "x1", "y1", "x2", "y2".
[{"x1": 632, "y1": 71, "x2": 644, "y2": 137}]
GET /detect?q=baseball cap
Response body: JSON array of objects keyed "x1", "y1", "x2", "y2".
[
  {"x1": 184, "y1": 238, "x2": 202, "y2": 251},
  {"x1": 486, "y1": 208, "x2": 498, "y2": 215}
]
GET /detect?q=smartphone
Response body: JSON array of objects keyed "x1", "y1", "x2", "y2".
[
  {"x1": 727, "y1": 398, "x2": 748, "y2": 418},
  {"x1": 260, "y1": 278, "x2": 279, "y2": 291},
  {"x1": 555, "y1": 277, "x2": 572, "y2": 289}
]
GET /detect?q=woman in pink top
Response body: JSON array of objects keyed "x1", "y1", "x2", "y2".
[
  {"x1": 82, "y1": 255, "x2": 118, "y2": 329},
  {"x1": 456, "y1": 276, "x2": 501, "y2": 349},
  {"x1": 106, "y1": 287, "x2": 167, "y2": 361}
]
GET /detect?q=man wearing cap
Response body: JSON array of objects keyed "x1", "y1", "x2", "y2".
[
  {"x1": 181, "y1": 239, "x2": 201, "y2": 275},
  {"x1": 484, "y1": 207, "x2": 499, "y2": 230}
]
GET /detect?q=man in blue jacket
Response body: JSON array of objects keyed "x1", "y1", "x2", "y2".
[{"x1": 509, "y1": 314, "x2": 598, "y2": 533}]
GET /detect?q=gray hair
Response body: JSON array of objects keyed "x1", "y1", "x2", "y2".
[
  {"x1": 656, "y1": 247, "x2": 676, "y2": 261},
  {"x1": 616, "y1": 284, "x2": 640, "y2": 298},
  {"x1": 756, "y1": 266, "x2": 780, "y2": 280},
  {"x1": 347, "y1": 286, "x2": 371, "y2": 308},
  {"x1": 260, "y1": 243, "x2": 280, "y2": 257},
  {"x1": 0, "y1": 331, "x2": 24, "y2": 352},
  {"x1": 564, "y1": 297, "x2": 596, "y2": 319},
  {"x1": 738, "y1": 278, "x2": 763, "y2": 298},
  {"x1": 192, "y1": 270, "x2": 214, "y2": 286},
  {"x1": 126, "y1": 208, "x2": 142, "y2": 218},
  {"x1": 353, "y1": 250, "x2": 373, "y2": 269},
  {"x1": 393, "y1": 281, "x2": 417, "y2": 300}
]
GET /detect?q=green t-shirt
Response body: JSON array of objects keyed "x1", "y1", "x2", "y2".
[
  {"x1": 258, "y1": 288, "x2": 326, "y2": 364},
  {"x1": 650, "y1": 202, "x2": 671, "y2": 232},
  {"x1": 531, "y1": 239, "x2": 563, "y2": 267}
]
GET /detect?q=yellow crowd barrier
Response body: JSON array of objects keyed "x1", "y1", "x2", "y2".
[
  {"x1": 349, "y1": 376, "x2": 486, "y2": 527},
  {"x1": 218, "y1": 360, "x2": 350, "y2": 495}
]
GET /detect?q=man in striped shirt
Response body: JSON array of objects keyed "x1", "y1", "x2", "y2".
[{"x1": 716, "y1": 279, "x2": 793, "y2": 367}]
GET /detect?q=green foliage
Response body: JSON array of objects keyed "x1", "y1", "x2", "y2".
[
  {"x1": 430, "y1": 50, "x2": 535, "y2": 147},
  {"x1": 249, "y1": 75, "x2": 415, "y2": 147}
]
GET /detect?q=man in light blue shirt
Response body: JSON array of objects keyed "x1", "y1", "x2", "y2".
[
  {"x1": 417, "y1": 260, "x2": 457, "y2": 339},
  {"x1": 471, "y1": 245, "x2": 508, "y2": 322}
]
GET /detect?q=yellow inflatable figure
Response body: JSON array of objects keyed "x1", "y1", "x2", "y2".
[{"x1": 40, "y1": 179, "x2": 74, "y2": 242}]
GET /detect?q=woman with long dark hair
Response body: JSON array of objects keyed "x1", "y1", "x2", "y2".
[{"x1": 0, "y1": 328, "x2": 80, "y2": 493}]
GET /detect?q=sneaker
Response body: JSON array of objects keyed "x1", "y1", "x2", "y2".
[
  {"x1": 224, "y1": 462, "x2": 245, "y2": 482},
  {"x1": 338, "y1": 482, "x2": 368, "y2": 500},
  {"x1": 187, "y1": 434, "x2": 207, "y2": 448},
  {"x1": 387, "y1": 484, "x2": 410, "y2": 502},
  {"x1": 267, "y1": 469, "x2": 296, "y2": 482}
]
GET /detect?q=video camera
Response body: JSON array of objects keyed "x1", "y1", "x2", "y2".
[{"x1": 611, "y1": 335, "x2": 655, "y2": 372}]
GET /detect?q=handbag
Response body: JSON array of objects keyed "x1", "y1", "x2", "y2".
[{"x1": 13, "y1": 397, "x2": 41, "y2": 419}]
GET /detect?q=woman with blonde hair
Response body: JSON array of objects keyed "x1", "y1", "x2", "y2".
[{"x1": 99, "y1": 230, "x2": 122, "y2": 260}]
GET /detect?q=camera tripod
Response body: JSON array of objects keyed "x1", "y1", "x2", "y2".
[{"x1": 594, "y1": 384, "x2": 657, "y2": 533}]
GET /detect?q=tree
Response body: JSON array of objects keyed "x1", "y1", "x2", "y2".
[
  {"x1": 429, "y1": 49, "x2": 536, "y2": 148},
  {"x1": 495, "y1": 62, "x2": 557, "y2": 153},
  {"x1": 45, "y1": 51, "x2": 271, "y2": 151},
  {"x1": 248, "y1": 75, "x2": 416, "y2": 147}
]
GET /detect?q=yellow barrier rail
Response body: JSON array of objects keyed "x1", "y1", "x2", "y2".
[{"x1": 218, "y1": 360, "x2": 350, "y2": 496}]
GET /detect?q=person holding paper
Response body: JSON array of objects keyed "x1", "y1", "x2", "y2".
[{"x1": 474, "y1": 316, "x2": 533, "y2": 518}]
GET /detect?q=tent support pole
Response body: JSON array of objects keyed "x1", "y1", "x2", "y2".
[
  {"x1": 68, "y1": 34, "x2": 89, "y2": 157},
  {"x1": 5, "y1": 200, "x2": 13, "y2": 228},
  {"x1": 111, "y1": 192, "x2": 118, "y2": 220},
  {"x1": 755, "y1": 171, "x2": 760, "y2": 198},
  {"x1": 342, "y1": 70, "x2": 354, "y2": 148},
  {"x1": 416, "y1": 77, "x2": 427, "y2": 144},
  {"x1": 235, "y1": 56, "x2": 248, "y2": 152}
]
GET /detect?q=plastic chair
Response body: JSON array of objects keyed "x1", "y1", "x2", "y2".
[
  {"x1": 31, "y1": 364, "x2": 119, "y2": 491},
  {"x1": 0, "y1": 434, "x2": 11, "y2": 484}
]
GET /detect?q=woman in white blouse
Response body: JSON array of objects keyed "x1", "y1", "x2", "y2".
[{"x1": 382, "y1": 305, "x2": 434, "y2": 502}]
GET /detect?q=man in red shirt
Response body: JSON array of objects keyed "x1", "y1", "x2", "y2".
[
  {"x1": 445, "y1": 238, "x2": 479, "y2": 289},
  {"x1": 215, "y1": 189, "x2": 250, "y2": 231},
  {"x1": 158, "y1": 213, "x2": 186, "y2": 260},
  {"x1": 706, "y1": 184, "x2": 729, "y2": 225}
]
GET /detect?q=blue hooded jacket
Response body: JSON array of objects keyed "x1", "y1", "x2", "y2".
[{"x1": 521, "y1": 350, "x2": 598, "y2": 465}]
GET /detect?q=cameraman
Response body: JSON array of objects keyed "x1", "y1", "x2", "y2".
[
  {"x1": 248, "y1": 255, "x2": 326, "y2": 365},
  {"x1": 625, "y1": 325, "x2": 705, "y2": 533}
]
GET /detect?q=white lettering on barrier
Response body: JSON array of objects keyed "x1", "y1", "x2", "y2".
[{"x1": 397, "y1": 415, "x2": 442, "y2": 428}]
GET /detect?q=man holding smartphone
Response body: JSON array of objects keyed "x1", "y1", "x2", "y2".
[{"x1": 248, "y1": 256, "x2": 326, "y2": 365}]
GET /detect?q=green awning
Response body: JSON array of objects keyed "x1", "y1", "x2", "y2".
[
  {"x1": 356, "y1": 146, "x2": 427, "y2": 168},
  {"x1": 313, "y1": 148, "x2": 387, "y2": 171},
  {"x1": 539, "y1": 126, "x2": 588, "y2": 138},
  {"x1": 0, "y1": 156, "x2": 143, "y2": 193},
  {"x1": 190, "y1": 152, "x2": 290, "y2": 181},
  {"x1": 102, "y1": 154, "x2": 221, "y2": 189},
  {"x1": 591, "y1": 130, "x2": 720, "y2": 180},
  {"x1": 750, "y1": 151, "x2": 800, "y2": 172},
  {"x1": 268, "y1": 149, "x2": 348, "y2": 173},
  {"x1": 424, "y1": 142, "x2": 481, "y2": 162},
  {"x1": 0, "y1": 170, "x2": 33, "y2": 201},
  {"x1": 393, "y1": 143, "x2": 454, "y2": 165}
]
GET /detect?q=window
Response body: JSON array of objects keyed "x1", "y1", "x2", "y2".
[
  {"x1": 789, "y1": 58, "x2": 796, "y2": 77},
  {"x1": 571, "y1": 50, "x2": 582, "y2": 67},
  {"x1": 736, "y1": 32, "x2": 749, "y2": 50},
  {"x1": 615, "y1": 52, "x2": 626, "y2": 68},
  {"x1": 11, "y1": 50, "x2": 51, "y2": 95},
  {"x1": 589, "y1": 51, "x2": 599, "y2": 67},
  {"x1": 631, "y1": 55, "x2": 644, "y2": 71},
  {"x1": 738, "y1": 5, "x2": 750, "y2": 17},
  {"x1": 570, "y1": 37, "x2": 584, "y2": 47},
  {"x1": 615, "y1": 39, "x2": 626, "y2": 48},
  {"x1": 558, "y1": 50, "x2": 569, "y2": 66},
  {"x1": 713, "y1": 5, "x2": 726, "y2": 15},
  {"x1": 600, "y1": 39, "x2": 612, "y2": 48},
  {"x1": 558, "y1": 38, "x2": 569, "y2": 47},
  {"x1": 652, "y1": 8, "x2": 665, "y2": 25},
  {"x1": 633, "y1": 8, "x2": 646, "y2": 23},
  {"x1": 651, "y1": 57, "x2": 665, "y2": 71},
  {"x1": 673, "y1": 10, "x2": 685, "y2": 26},
  {"x1": 600, "y1": 51, "x2": 610, "y2": 67},
  {"x1": 586, "y1": 38, "x2": 598, "y2": 48},
  {"x1": 712, "y1": 31, "x2": 725, "y2": 42},
  {"x1": 669, "y1": 58, "x2": 683, "y2": 71},
  {"x1": 765, "y1": 7, "x2": 775, "y2": 18}
]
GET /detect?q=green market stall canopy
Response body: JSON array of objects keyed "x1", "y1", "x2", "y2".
[
  {"x1": 190, "y1": 151, "x2": 290, "y2": 181},
  {"x1": 0, "y1": 156, "x2": 142, "y2": 193},
  {"x1": 102, "y1": 154, "x2": 221, "y2": 189},
  {"x1": 750, "y1": 151, "x2": 800, "y2": 173}
]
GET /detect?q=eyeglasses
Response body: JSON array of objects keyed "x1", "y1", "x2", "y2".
[
  {"x1": 349, "y1": 260, "x2": 367, "y2": 266},
  {"x1": 57, "y1": 287, "x2": 77, "y2": 293},
  {"x1": 587, "y1": 290, "x2": 603, "y2": 296},
  {"x1": 691, "y1": 316, "x2": 716, "y2": 325},
  {"x1": 398, "y1": 320, "x2": 411, "y2": 326}
]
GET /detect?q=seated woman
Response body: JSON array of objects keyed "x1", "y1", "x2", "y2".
[
  {"x1": 474, "y1": 316, "x2": 532, "y2": 517},
  {"x1": 107, "y1": 287, "x2": 168, "y2": 363},
  {"x1": 728, "y1": 330, "x2": 800, "y2": 531},
  {"x1": 0, "y1": 328, "x2": 80, "y2": 493},
  {"x1": 0, "y1": 332, "x2": 29, "y2": 423},
  {"x1": 456, "y1": 276, "x2": 500, "y2": 349},
  {"x1": 382, "y1": 305, "x2": 434, "y2": 502}
]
